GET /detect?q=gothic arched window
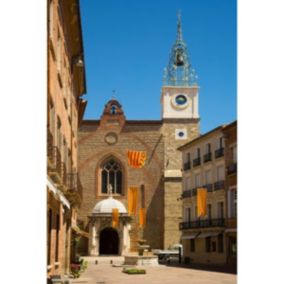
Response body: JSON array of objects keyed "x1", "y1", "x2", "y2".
[{"x1": 101, "y1": 158, "x2": 122, "y2": 194}]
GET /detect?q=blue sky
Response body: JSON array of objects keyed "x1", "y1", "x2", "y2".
[{"x1": 79, "y1": 0, "x2": 236, "y2": 133}]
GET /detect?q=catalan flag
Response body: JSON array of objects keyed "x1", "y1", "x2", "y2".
[
  {"x1": 128, "y1": 187, "x2": 138, "y2": 215},
  {"x1": 112, "y1": 208, "x2": 119, "y2": 228},
  {"x1": 197, "y1": 188, "x2": 207, "y2": 217},
  {"x1": 127, "y1": 151, "x2": 146, "y2": 169},
  {"x1": 139, "y1": 208, "x2": 146, "y2": 228}
]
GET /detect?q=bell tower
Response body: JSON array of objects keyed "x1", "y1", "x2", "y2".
[
  {"x1": 161, "y1": 12, "x2": 199, "y2": 120},
  {"x1": 161, "y1": 12, "x2": 200, "y2": 249}
]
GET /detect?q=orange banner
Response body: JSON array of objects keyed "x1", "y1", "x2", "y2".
[
  {"x1": 127, "y1": 151, "x2": 146, "y2": 168},
  {"x1": 128, "y1": 187, "x2": 138, "y2": 215},
  {"x1": 197, "y1": 188, "x2": 207, "y2": 217},
  {"x1": 112, "y1": 208, "x2": 119, "y2": 228},
  {"x1": 139, "y1": 208, "x2": 146, "y2": 228}
]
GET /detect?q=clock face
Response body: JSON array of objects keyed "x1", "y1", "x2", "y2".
[
  {"x1": 171, "y1": 93, "x2": 189, "y2": 110},
  {"x1": 175, "y1": 94, "x2": 187, "y2": 105}
]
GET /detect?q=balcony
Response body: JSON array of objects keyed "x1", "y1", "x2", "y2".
[
  {"x1": 204, "y1": 183, "x2": 213, "y2": 192},
  {"x1": 192, "y1": 188, "x2": 197, "y2": 196},
  {"x1": 65, "y1": 173, "x2": 82, "y2": 206},
  {"x1": 193, "y1": 157, "x2": 201, "y2": 167},
  {"x1": 214, "y1": 180, "x2": 225, "y2": 191},
  {"x1": 182, "y1": 189, "x2": 192, "y2": 199},
  {"x1": 203, "y1": 152, "x2": 212, "y2": 163},
  {"x1": 183, "y1": 161, "x2": 191, "y2": 171},
  {"x1": 179, "y1": 218, "x2": 226, "y2": 230},
  {"x1": 227, "y1": 163, "x2": 237, "y2": 175},
  {"x1": 215, "y1": 148, "x2": 224, "y2": 158}
]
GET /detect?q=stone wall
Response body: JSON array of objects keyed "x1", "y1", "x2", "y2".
[{"x1": 78, "y1": 121, "x2": 165, "y2": 251}]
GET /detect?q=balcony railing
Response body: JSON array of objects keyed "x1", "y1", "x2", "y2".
[
  {"x1": 179, "y1": 218, "x2": 226, "y2": 230},
  {"x1": 214, "y1": 180, "x2": 225, "y2": 191},
  {"x1": 193, "y1": 157, "x2": 201, "y2": 167},
  {"x1": 203, "y1": 152, "x2": 212, "y2": 163},
  {"x1": 204, "y1": 183, "x2": 213, "y2": 192},
  {"x1": 215, "y1": 148, "x2": 224, "y2": 158},
  {"x1": 183, "y1": 161, "x2": 191, "y2": 171},
  {"x1": 182, "y1": 189, "x2": 192, "y2": 199},
  {"x1": 227, "y1": 163, "x2": 237, "y2": 175}
]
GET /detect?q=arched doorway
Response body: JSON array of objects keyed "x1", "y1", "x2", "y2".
[{"x1": 99, "y1": 227, "x2": 119, "y2": 255}]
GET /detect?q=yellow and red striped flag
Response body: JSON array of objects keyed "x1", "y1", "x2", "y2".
[
  {"x1": 197, "y1": 188, "x2": 207, "y2": 217},
  {"x1": 112, "y1": 208, "x2": 119, "y2": 228},
  {"x1": 139, "y1": 208, "x2": 146, "y2": 228},
  {"x1": 128, "y1": 187, "x2": 138, "y2": 215},
  {"x1": 127, "y1": 151, "x2": 146, "y2": 169}
]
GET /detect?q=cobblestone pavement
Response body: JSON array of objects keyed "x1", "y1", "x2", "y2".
[{"x1": 71, "y1": 256, "x2": 237, "y2": 284}]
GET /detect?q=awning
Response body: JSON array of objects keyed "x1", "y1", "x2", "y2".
[
  {"x1": 47, "y1": 177, "x2": 70, "y2": 209},
  {"x1": 181, "y1": 233, "x2": 199, "y2": 240},
  {"x1": 197, "y1": 232, "x2": 221, "y2": 238},
  {"x1": 72, "y1": 226, "x2": 90, "y2": 238}
]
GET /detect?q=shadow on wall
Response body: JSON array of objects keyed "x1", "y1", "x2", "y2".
[{"x1": 143, "y1": 177, "x2": 164, "y2": 250}]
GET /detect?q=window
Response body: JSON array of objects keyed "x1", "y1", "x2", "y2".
[
  {"x1": 190, "y1": 239, "x2": 195, "y2": 252},
  {"x1": 187, "y1": 152, "x2": 190, "y2": 162},
  {"x1": 206, "y1": 237, "x2": 211, "y2": 252},
  {"x1": 48, "y1": 209, "x2": 52, "y2": 265},
  {"x1": 212, "y1": 242, "x2": 216, "y2": 252},
  {"x1": 218, "y1": 234, "x2": 224, "y2": 253},
  {"x1": 55, "y1": 214, "x2": 60, "y2": 261},
  {"x1": 48, "y1": 0, "x2": 54, "y2": 40},
  {"x1": 228, "y1": 190, "x2": 237, "y2": 218},
  {"x1": 206, "y1": 143, "x2": 211, "y2": 153},
  {"x1": 217, "y1": 202, "x2": 224, "y2": 219},
  {"x1": 197, "y1": 148, "x2": 200, "y2": 158},
  {"x1": 185, "y1": 207, "x2": 191, "y2": 222},
  {"x1": 195, "y1": 206, "x2": 198, "y2": 220},
  {"x1": 204, "y1": 170, "x2": 211, "y2": 184},
  {"x1": 110, "y1": 104, "x2": 117, "y2": 114},
  {"x1": 207, "y1": 204, "x2": 212, "y2": 220},
  {"x1": 195, "y1": 174, "x2": 201, "y2": 187},
  {"x1": 101, "y1": 158, "x2": 123, "y2": 194},
  {"x1": 57, "y1": 28, "x2": 61, "y2": 72},
  {"x1": 219, "y1": 137, "x2": 223, "y2": 148}
]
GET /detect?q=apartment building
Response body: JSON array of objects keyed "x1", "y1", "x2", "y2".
[
  {"x1": 178, "y1": 125, "x2": 227, "y2": 265},
  {"x1": 47, "y1": 0, "x2": 87, "y2": 278},
  {"x1": 223, "y1": 121, "x2": 237, "y2": 266}
]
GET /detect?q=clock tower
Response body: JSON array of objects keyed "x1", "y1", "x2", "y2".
[{"x1": 161, "y1": 13, "x2": 200, "y2": 248}]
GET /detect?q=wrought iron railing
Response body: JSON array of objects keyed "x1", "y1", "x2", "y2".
[
  {"x1": 182, "y1": 189, "x2": 192, "y2": 198},
  {"x1": 179, "y1": 218, "x2": 225, "y2": 230},
  {"x1": 204, "y1": 183, "x2": 213, "y2": 192},
  {"x1": 193, "y1": 157, "x2": 201, "y2": 167},
  {"x1": 227, "y1": 163, "x2": 237, "y2": 175},
  {"x1": 183, "y1": 161, "x2": 191, "y2": 171},
  {"x1": 215, "y1": 148, "x2": 224, "y2": 158},
  {"x1": 203, "y1": 152, "x2": 212, "y2": 163},
  {"x1": 214, "y1": 180, "x2": 225, "y2": 191}
]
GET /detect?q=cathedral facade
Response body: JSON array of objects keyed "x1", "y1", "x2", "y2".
[{"x1": 77, "y1": 15, "x2": 200, "y2": 255}]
